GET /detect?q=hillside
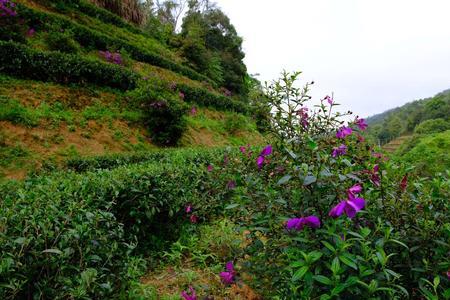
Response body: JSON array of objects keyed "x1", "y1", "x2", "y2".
[
  {"x1": 0, "y1": 0, "x2": 263, "y2": 180},
  {"x1": 1, "y1": 1, "x2": 449, "y2": 299},
  {"x1": 365, "y1": 89, "x2": 450, "y2": 144}
]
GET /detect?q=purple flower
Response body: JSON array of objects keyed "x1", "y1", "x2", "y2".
[
  {"x1": 226, "y1": 180, "x2": 236, "y2": 189},
  {"x1": 296, "y1": 107, "x2": 309, "y2": 128},
  {"x1": 0, "y1": 0, "x2": 17, "y2": 17},
  {"x1": 256, "y1": 155, "x2": 265, "y2": 169},
  {"x1": 336, "y1": 127, "x2": 353, "y2": 139},
  {"x1": 26, "y1": 28, "x2": 35, "y2": 38},
  {"x1": 332, "y1": 144, "x2": 347, "y2": 158},
  {"x1": 181, "y1": 286, "x2": 197, "y2": 300},
  {"x1": 179, "y1": 92, "x2": 185, "y2": 100},
  {"x1": 185, "y1": 205, "x2": 192, "y2": 213},
  {"x1": 447, "y1": 270, "x2": 450, "y2": 281},
  {"x1": 207, "y1": 165, "x2": 213, "y2": 172},
  {"x1": 257, "y1": 145, "x2": 273, "y2": 169},
  {"x1": 347, "y1": 184, "x2": 362, "y2": 198},
  {"x1": 190, "y1": 106, "x2": 197, "y2": 115},
  {"x1": 371, "y1": 165, "x2": 380, "y2": 187},
  {"x1": 329, "y1": 197, "x2": 366, "y2": 218},
  {"x1": 190, "y1": 214, "x2": 198, "y2": 224},
  {"x1": 260, "y1": 145, "x2": 273, "y2": 156},
  {"x1": 220, "y1": 261, "x2": 235, "y2": 285},
  {"x1": 355, "y1": 117, "x2": 368, "y2": 131},
  {"x1": 325, "y1": 95, "x2": 334, "y2": 105},
  {"x1": 99, "y1": 50, "x2": 122, "y2": 65},
  {"x1": 286, "y1": 216, "x2": 321, "y2": 231},
  {"x1": 239, "y1": 146, "x2": 246, "y2": 154},
  {"x1": 256, "y1": 145, "x2": 272, "y2": 169}
]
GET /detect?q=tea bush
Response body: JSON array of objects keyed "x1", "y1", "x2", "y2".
[
  {"x1": 176, "y1": 83, "x2": 249, "y2": 114},
  {"x1": 16, "y1": 4, "x2": 214, "y2": 85},
  {"x1": 129, "y1": 82, "x2": 188, "y2": 146},
  {"x1": 0, "y1": 41, "x2": 138, "y2": 90},
  {"x1": 45, "y1": 30, "x2": 81, "y2": 54},
  {"x1": 63, "y1": 148, "x2": 227, "y2": 173},
  {"x1": 0, "y1": 149, "x2": 238, "y2": 299}
]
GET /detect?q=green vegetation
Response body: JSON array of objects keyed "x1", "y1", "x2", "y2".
[
  {"x1": 1, "y1": 71, "x2": 448, "y2": 299},
  {"x1": 1, "y1": 0, "x2": 448, "y2": 298},
  {"x1": 0, "y1": 41, "x2": 138, "y2": 90},
  {"x1": 366, "y1": 90, "x2": 450, "y2": 143},
  {"x1": 395, "y1": 130, "x2": 450, "y2": 176}
]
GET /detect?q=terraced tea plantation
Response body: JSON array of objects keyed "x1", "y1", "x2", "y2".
[{"x1": 0, "y1": 0, "x2": 449, "y2": 299}]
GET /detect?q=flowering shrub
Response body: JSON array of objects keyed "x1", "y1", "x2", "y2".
[
  {"x1": 0, "y1": 0, "x2": 16, "y2": 17},
  {"x1": 206, "y1": 72, "x2": 450, "y2": 298},
  {"x1": 128, "y1": 79, "x2": 188, "y2": 145},
  {"x1": 99, "y1": 50, "x2": 123, "y2": 65},
  {"x1": 0, "y1": 0, "x2": 26, "y2": 42}
]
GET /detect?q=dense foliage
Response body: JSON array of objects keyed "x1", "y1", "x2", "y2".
[
  {"x1": 176, "y1": 83, "x2": 249, "y2": 113},
  {"x1": 395, "y1": 130, "x2": 450, "y2": 176},
  {"x1": 0, "y1": 41, "x2": 138, "y2": 90},
  {"x1": 0, "y1": 148, "x2": 237, "y2": 299},
  {"x1": 14, "y1": 3, "x2": 213, "y2": 84},
  {"x1": 1, "y1": 72, "x2": 448, "y2": 299}
]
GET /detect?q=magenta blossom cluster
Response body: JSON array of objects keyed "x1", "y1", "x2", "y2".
[
  {"x1": 190, "y1": 106, "x2": 197, "y2": 116},
  {"x1": 329, "y1": 184, "x2": 366, "y2": 218},
  {"x1": 355, "y1": 117, "x2": 368, "y2": 131},
  {"x1": 0, "y1": 0, "x2": 17, "y2": 17},
  {"x1": 257, "y1": 145, "x2": 272, "y2": 169},
  {"x1": 220, "y1": 261, "x2": 236, "y2": 285},
  {"x1": 181, "y1": 286, "x2": 197, "y2": 300},
  {"x1": 26, "y1": 28, "x2": 35, "y2": 38},
  {"x1": 99, "y1": 51, "x2": 122, "y2": 65},
  {"x1": 296, "y1": 107, "x2": 309, "y2": 128},
  {"x1": 332, "y1": 144, "x2": 347, "y2": 158},
  {"x1": 286, "y1": 216, "x2": 320, "y2": 231},
  {"x1": 185, "y1": 204, "x2": 198, "y2": 223},
  {"x1": 324, "y1": 95, "x2": 334, "y2": 105},
  {"x1": 336, "y1": 126, "x2": 353, "y2": 139},
  {"x1": 179, "y1": 92, "x2": 185, "y2": 100}
]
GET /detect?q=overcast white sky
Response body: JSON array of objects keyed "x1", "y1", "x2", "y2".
[{"x1": 214, "y1": 0, "x2": 450, "y2": 117}]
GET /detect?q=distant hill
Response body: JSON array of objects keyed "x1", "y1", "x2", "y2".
[{"x1": 365, "y1": 90, "x2": 450, "y2": 144}]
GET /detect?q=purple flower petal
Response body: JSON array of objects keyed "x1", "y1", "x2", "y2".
[
  {"x1": 303, "y1": 216, "x2": 321, "y2": 228},
  {"x1": 336, "y1": 127, "x2": 353, "y2": 139},
  {"x1": 256, "y1": 156, "x2": 265, "y2": 169},
  {"x1": 355, "y1": 118, "x2": 368, "y2": 131},
  {"x1": 348, "y1": 184, "x2": 362, "y2": 198},
  {"x1": 220, "y1": 271, "x2": 234, "y2": 284},
  {"x1": 181, "y1": 286, "x2": 197, "y2": 300},
  {"x1": 329, "y1": 201, "x2": 346, "y2": 218},
  {"x1": 260, "y1": 145, "x2": 272, "y2": 157},
  {"x1": 286, "y1": 218, "x2": 303, "y2": 230},
  {"x1": 225, "y1": 261, "x2": 234, "y2": 273},
  {"x1": 348, "y1": 197, "x2": 366, "y2": 211}
]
